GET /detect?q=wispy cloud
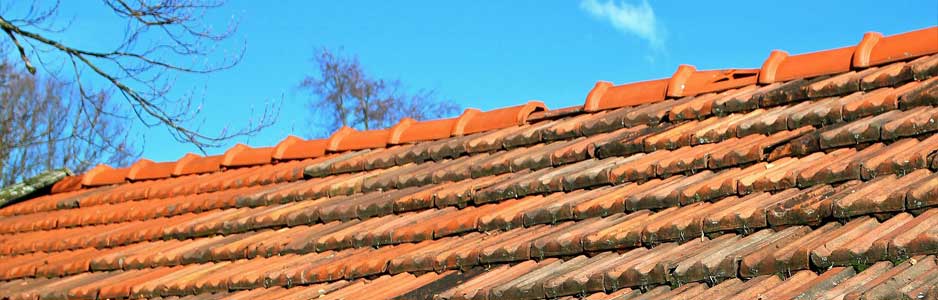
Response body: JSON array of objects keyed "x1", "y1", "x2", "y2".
[{"x1": 579, "y1": 0, "x2": 665, "y2": 49}]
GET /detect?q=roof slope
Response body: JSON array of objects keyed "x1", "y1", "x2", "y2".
[{"x1": 0, "y1": 27, "x2": 937, "y2": 300}]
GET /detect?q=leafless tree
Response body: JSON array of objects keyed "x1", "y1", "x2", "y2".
[
  {"x1": 0, "y1": 59, "x2": 132, "y2": 187},
  {"x1": 0, "y1": 1, "x2": 277, "y2": 154},
  {"x1": 300, "y1": 48, "x2": 459, "y2": 136}
]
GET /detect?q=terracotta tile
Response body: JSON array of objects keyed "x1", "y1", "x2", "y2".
[
  {"x1": 81, "y1": 164, "x2": 129, "y2": 187},
  {"x1": 271, "y1": 136, "x2": 326, "y2": 161},
  {"x1": 331, "y1": 148, "x2": 388, "y2": 175},
  {"x1": 363, "y1": 271, "x2": 456, "y2": 300},
  {"x1": 431, "y1": 132, "x2": 486, "y2": 162},
  {"x1": 909, "y1": 53, "x2": 938, "y2": 80},
  {"x1": 653, "y1": 144, "x2": 715, "y2": 177},
  {"x1": 804, "y1": 217, "x2": 880, "y2": 268},
  {"x1": 326, "y1": 127, "x2": 389, "y2": 152},
  {"x1": 900, "y1": 81, "x2": 938, "y2": 113},
  {"x1": 528, "y1": 105, "x2": 583, "y2": 122},
  {"x1": 573, "y1": 107, "x2": 632, "y2": 136},
  {"x1": 775, "y1": 267, "x2": 857, "y2": 299},
  {"x1": 857, "y1": 27, "x2": 938, "y2": 67},
  {"x1": 811, "y1": 261, "x2": 891, "y2": 299},
  {"x1": 702, "y1": 192, "x2": 781, "y2": 233},
  {"x1": 571, "y1": 185, "x2": 632, "y2": 219},
  {"x1": 760, "y1": 46, "x2": 855, "y2": 84},
  {"x1": 668, "y1": 65, "x2": 759, "y2": 98},
  {"x1": 899, "y1": 266, "x2": 938, "y2": 300},
  {"x1": 434, "y1": 262, "x2": 531, "y2": 300},
  {"x1": 623, "y1": 175, "x2": 698, "y2": 210},
  {"x1": 676, "y1": 167, "x2": 750, "y2": 204},
  {"x1": 125, "y1": 159, "x2": 174, "y2": 181},
  {"x1": 880, "y1": 209, "x2": 938, "y2": 260},
  {"x1": 454, "y1": 101, "x2": 545, "y2": 136},
  {"x1": 590, "y1": 98, "x2": 683, "y2": 133},
  {"x1": 860, "y1": 61, "x2": 916, "y2": 91},
  {"x1": 604, "y1": 152, "x2": 666, "y2": 185},
  {"x1": 756, "y1": 79, "x2": 827, "y2": 112},
  {"x1": 853, "y1": 255, "x2": 937, "y2": 300},
  {"x1": 351, "y1": 213, "x2": 415, "y2": 247},
  {"x1": 850, "y1": 86, "x2": 913, "y2": 123},
  {"x1": 833, "y1": 171, "x2": 931, "y2": 217},
  {"x1": 727, "y1": 276, "x2": 782, "y2": 300},
  {"x1": 488, "y1": 256, "x2": 582, "y2": 299},
  {"x1": 668, "y1": 89, "x2": 728, "y2": 122},
  {"x1": 583, "y1": 79, "x2": 669, "y2": 112},
  {"x1": 521, "y1": 190, "x2": 598, "y2": 226},
  {"x1": 439, "y1": 173, "x2": 511, "y2": 208},
  {"x1": 542, "y1": 252, "x2": 622, "y2": 297},
  {"x1": 509, "y1": 141, "x2": 582, "y2": 173},
  {"x1": 476, "y1": 196, "x2": 536, "y2": 231},
  {"x1": 641, "y1": 118, "x2": 711, "y2": 151},
  {"x1": 708, "y1": 84, "x2": 765, "y2": 115},
  {"x1": 736, "y1": 156, "x2": 811, "y2": 194},
  {"x1": 302, "y1": 150, "x2": 367, "y2": 178},
  {"x1": 552, "y1": 157, "x2": 621, "y2": 191},
  {"x1": 390, "y1": 117, "x2": 458, "y2": 144},
  {"x1": 820, "y1": 111, "x2": 900, "y2": 149},
  {"x1": 765, "y1": 184, "x2": 846, "y2": 226},
  {"x1": 395, "y1": 160, "x2": 458, "y2": 188},
  {"x1": 548, "y1": 132, "x2": 612, "y2": 166},
  {"x1": 473, "y1": 169, "x2": 545, "y2": 204},
  {"x1": 745, "y1": 222, "x2": 843, "y2": 276},
  {"x1": 787, "y1": 100, "x2": 843, "y2": 135},
  {"x1": 431, "y1": 203, "x2": 503, "y2": 238},
  {"x1": 690, "y1": 109, "x2": 766, "y2": 145},
  {"x1": 387, "y1": 235, "x2": 476, "y2": 273},
  {"x1": 432, "y1": 154, "x2": 492, "y2": 184},
  {"x1": 906, "y1": 171, "x2": 938, "y2": 210},
  {"x1": 357, "y1": 163, "x2": 415, "y2": 192},
  {"x1": 751, "y1": 270, "x2": 820, "y2": 300},
  {"x1": 794, "y1": 148, "x2": 870, "y2": 187},
  {"x1": 640, "y1": 203, "x2": 711, "y2": 244},
  {"x1": 607, "y1": 239, "x2": 712, "y2": 289},
  {"x1": 527, "y1": 217, "x2": 600, "y2": 258},
  {"x1": 172, "y1": 153, "x2": 223, "y2": 176},
  {"x1": 479, "y1": 223, "x2": 575, "y2": 264},
  {"x1": 480, "y1": 123, "x2": 545, "y2": 153},
  {"x1": 627, "y1": 285, "x2": 672, "y2": 300},
  {"x1": 221, "y1": 144, "x2": 274, "y2": 167},
  {"x1": 0, "y1": 277, "x2": 57, "y2": 300},
  {"x1": 642, "y1": 282, "x2": 707, "y2": 300},
  {"x1": 735, "y1": 106, "x2": 797, "y2": 138},
  {"x1": 582, "y1": 288, "x2": 641, "y2": 300},
  {"x1": 539, "y1": 112, "x2": 603, "y2": 142},
  {"x1": 861, "y1": 137, "x2": 936, "y2": 179},
  {"x1": 805, "y1": 66, "x2": 884, "y2": 99},
  {"x1": 314, "y1": 218, "x2": 382, "y2": 251},
  {"x1": 881, "y1": 106, "x2": 938, "y2": 140},
  {"x1": 42, "y1": 271, "x2": 119, "y2": 300},
  {"x1": 590, "y1": 125, "x2": 665, "y2": 160},
  {"x1": 89, "y1": 266, "x2": 183, "y2": 299}
]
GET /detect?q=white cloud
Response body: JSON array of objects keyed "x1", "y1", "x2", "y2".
[{"x1": 579, "y1": 0, "x2": 665, "y2": 49}]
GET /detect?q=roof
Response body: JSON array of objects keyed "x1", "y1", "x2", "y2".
[{"x1": 0, "y1": 26, "x2": 936, "y2": 300}]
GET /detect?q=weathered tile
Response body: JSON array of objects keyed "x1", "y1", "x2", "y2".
[
  {"x1": 860, "y1": 61, "x2": 915, "y2": 91},
  {"x1": 581, "y1": 210, "x2": 652, "y2": 252}
]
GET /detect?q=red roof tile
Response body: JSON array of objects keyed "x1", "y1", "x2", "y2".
[
  {"x1": 273, "y1": 135, "x2": 328, "y2": 160},
  {"x1": 2, "y1": 26, "x2": 938, "y2": 299}
]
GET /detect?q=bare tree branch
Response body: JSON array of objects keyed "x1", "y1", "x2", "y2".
[
  {"x1": 301, "y1": 48, "x2": 459, "y2": 138},
  {"x1": 0, "y1": 1, "x2": 276, "y2": 153}
]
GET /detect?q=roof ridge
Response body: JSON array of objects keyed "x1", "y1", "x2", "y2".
[{"x1": 58, "y1": 26, "x2": 937, "y2": 190}]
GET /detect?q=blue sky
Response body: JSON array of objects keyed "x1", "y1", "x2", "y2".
[{"x1": 35, "y1": 1, "x2": 938, "y2": 162}]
